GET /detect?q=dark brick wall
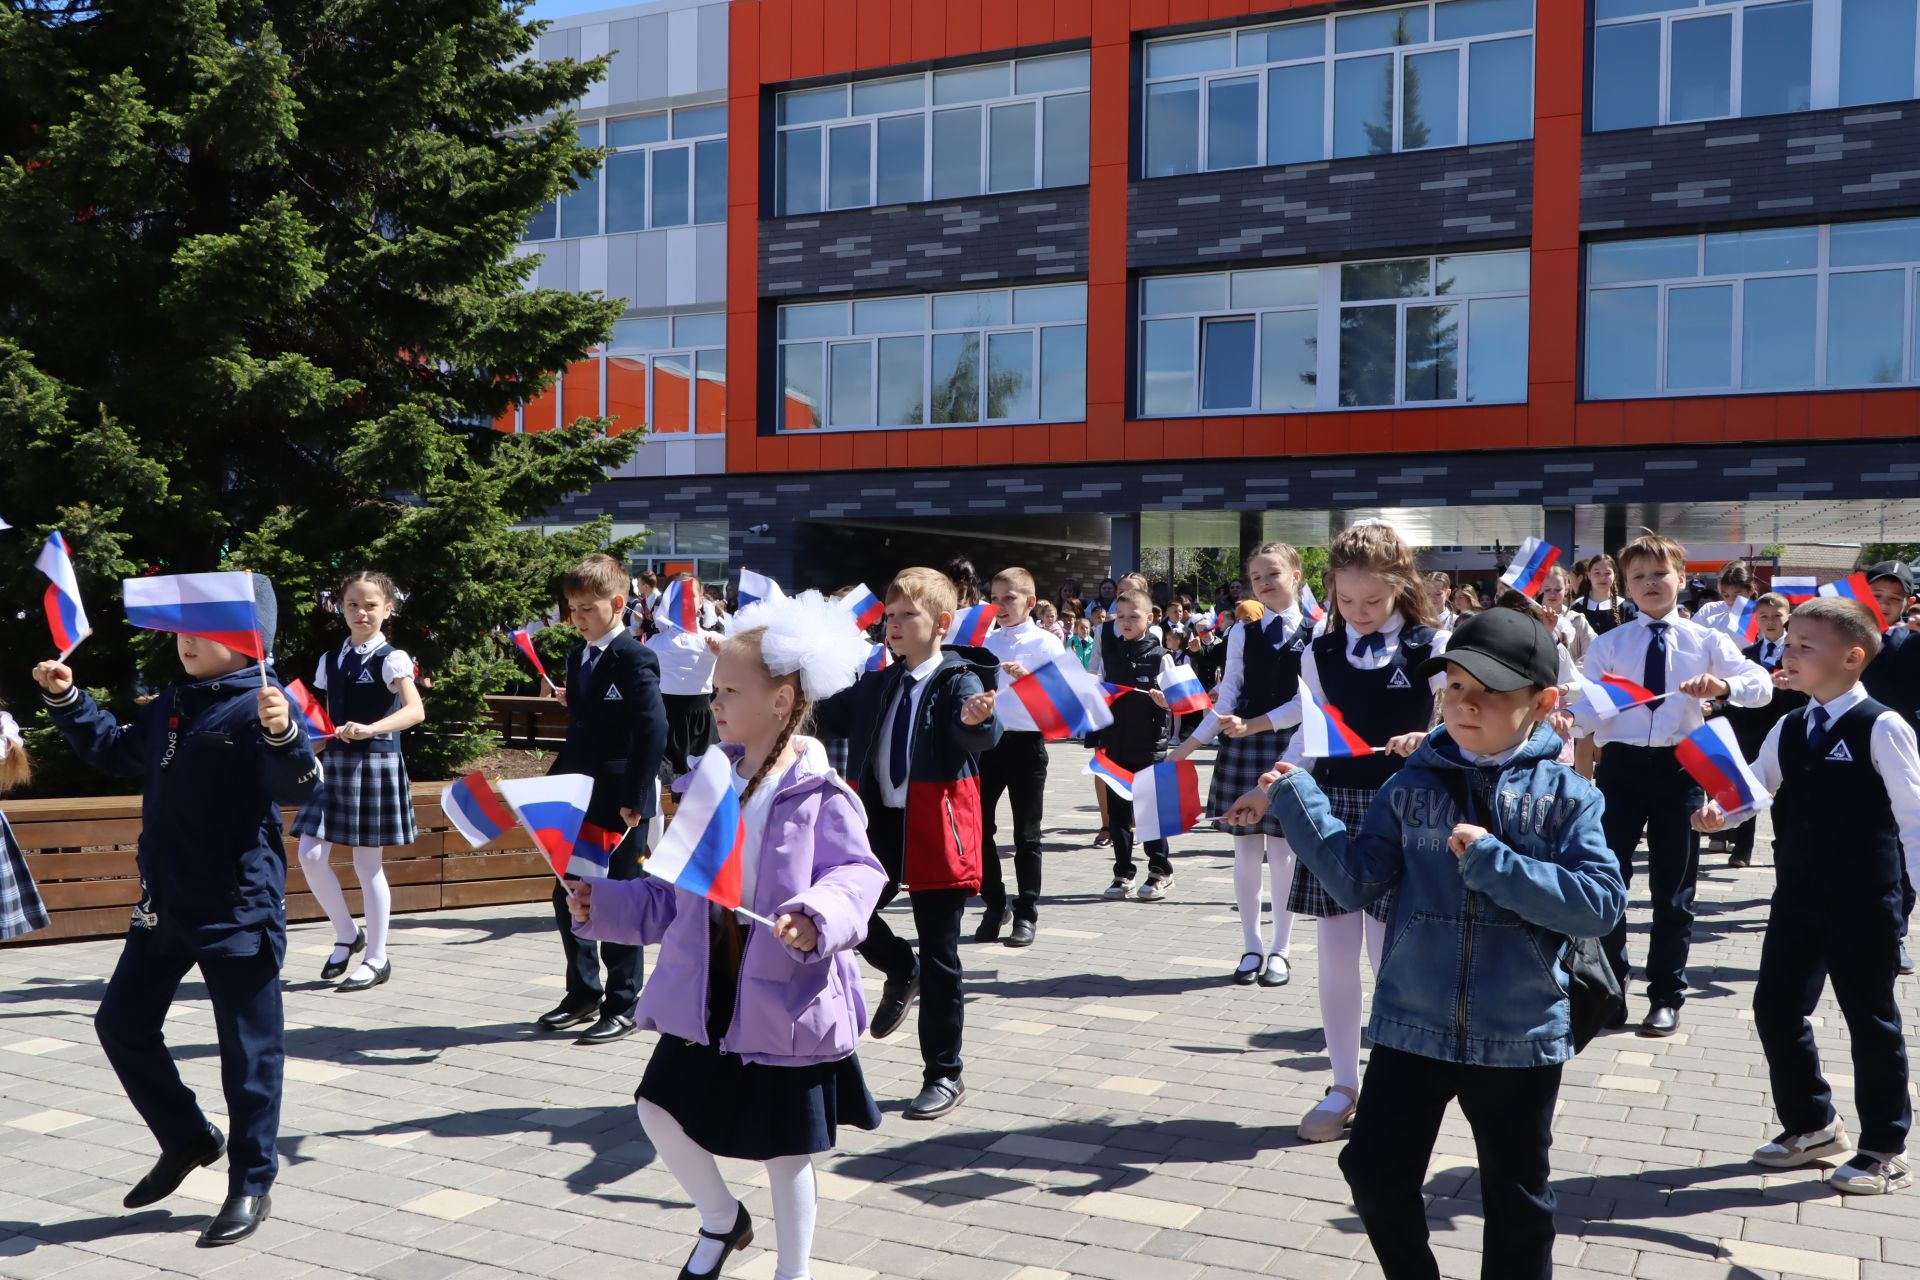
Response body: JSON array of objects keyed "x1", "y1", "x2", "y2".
[
  {"x1": 759, "y1": 187, "x2": 1090, "y2": 300},
  {"x1": 1128, "y1": 141, "x2": 1533, "y2": 273},
  {"x1": 1582, "y1": 100, "x2": 1920, "y2": 236}
]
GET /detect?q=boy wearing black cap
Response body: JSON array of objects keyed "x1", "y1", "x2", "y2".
[
  {"x1": 1864, "y1": 560, "x2": 1920, "y2": 973},
  {"x1": 1227, "y1": 610, "x2": 1624, "y2": 1279}
]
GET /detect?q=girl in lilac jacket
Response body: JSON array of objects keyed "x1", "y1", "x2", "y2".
[{"x1": 569, "y1": 591, "x2": 884, "y2": 1280}]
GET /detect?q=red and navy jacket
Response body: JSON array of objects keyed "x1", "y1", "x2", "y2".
[{"x1": 817, "y1": 645, "x2": 1002, "y2": 892}]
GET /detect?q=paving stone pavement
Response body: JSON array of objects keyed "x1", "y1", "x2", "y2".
[{"x1": 4, "y1": 743, "x2": 1920, "y2": 1280}]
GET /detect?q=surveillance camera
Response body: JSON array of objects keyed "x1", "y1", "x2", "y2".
[{"x1": 748, "y1": 523, "x2": 770, "y2": 536}]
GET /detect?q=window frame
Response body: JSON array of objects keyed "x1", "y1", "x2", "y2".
[
  {"x1": 504, "y1": 312, "x2": 729, "y2": 435},
  {"x1": 520, "y1": 106, "x2": 729, "y2": 244}
]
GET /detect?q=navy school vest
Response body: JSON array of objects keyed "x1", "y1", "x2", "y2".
[
  {"x1": 1311, "y1": 623, "x2": 1438, "y2": 792},
  {"x1": 1772, "y1": 697, "x2": 1902, "y2": 903},
  {"x1": 326, "y1": 642, "x2": 404, "y2": 754},
  {"x1": 1235, "y1": 614, "x2": 1314, "y2": 755}
]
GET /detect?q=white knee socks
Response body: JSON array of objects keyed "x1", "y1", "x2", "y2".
[
  {"x1": 297, "y1": 838, "x2": 358, "y2": 952},
  {"x1": 350, "y1": 845, "x2": 390, "y2": 966},
  {"x1": 638, "y1": 1099, "x2": 818, "y2": 1280},
  {"x1": 1232, "y1": 834, "x2": 1296, "y2": 961},
  {"x1": 1317, "y1": 912, "x2": 1368, "y2": 1095}
]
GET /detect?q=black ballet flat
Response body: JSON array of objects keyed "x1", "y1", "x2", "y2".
[
  {"x1": 320, "y1": 928, "x2": 365, "y2": 981},
  {"x1": 1232, "y1": 952, "x2": 1263, "y2": 986},
  {"x1": 336, "y1": 958, "x2": 390, "y2": 993},
  {"x1": 678, "y1": 1201, "x2": 753, "y2": 1279}
]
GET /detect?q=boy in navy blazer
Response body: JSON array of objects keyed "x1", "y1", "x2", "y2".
[{"x1": 536, "y1": 554, "x2": 667, "y2": 1045}]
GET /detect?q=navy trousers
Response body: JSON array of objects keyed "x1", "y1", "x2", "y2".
[
  {"x1": 1597, "y1": 744, "x2": 1703, "y2": 1008},
  {"x1": 979, "y1": 730, "x2": 1048, "y2": 924},
  {"x1": 95, "y1": 918, "x2": 285, "y2": 1196},
  {"x1": 553, "y1": 822, "x2": 647, "y2": 1017}
]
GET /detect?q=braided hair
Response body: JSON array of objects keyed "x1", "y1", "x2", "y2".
[{"x1": 724, "y1": 627, "x2": 816, "y2": 801}]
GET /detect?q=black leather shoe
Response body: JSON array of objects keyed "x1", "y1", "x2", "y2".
[
  {"x1": 1258, "y1": 954, "x2": 1291, "y2": 988},
  {"x1": 1232, "y1": 953, "x2": 1262, "y2": 986},
  {"x1": 319, "y1": 928, "x2": 365, "y2": 981},
  {"x1": 1728, "y1": 853, "x2": 1751, "y2": 869},
  {"x1": 904, "y1": 1077, "x2": 966, "y2": 1120},
  {"x1": 124, "y1": 1124, "x2": 225, "y2": 1208},
  {"x1": 336, "y1": 958, "x2": 390, "y2": 993},
  {"x1": 677, "y1": 1200, "x2": 752, "y2": 1279},
  {"x1": 197, "y1": 1193, "x2": 269, "y2": 1247},
  {"x1": 1006, "y1": 920, "x2": 1036, "y2": 948},
  {"x1": 1605, "y1": 1004, "x2": 1630, "y2": 1030},
  {"x1": 869, "y1": 961, "x2": 919, "y2": 1040},
  {"x1": 1901, "y1": 944, "x2": 1916, "y2": 977},
  {"x1": 1639, "y1": 1005, "x2": 1681, "y2": 1037},
  {"x1": 574, "y1": 1014, "x2": 637, "y2": 1045},
  {"x1": 974, "y1": 908, "x2": 1005, "y2": 943},
  {"x1": 536, "y1": 998, "x2": 600, "y2": 1032}
]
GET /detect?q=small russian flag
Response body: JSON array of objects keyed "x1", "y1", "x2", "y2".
[
  {"x1": 511, "y1": 626, "x2": 550, "y2": 683},
  {"x1": 647, "y1": 746, "x2": 752, "y2": 914},
  {"x1": 949, "y1": 602, "x2": 995, "y2": 647},
  {"x1": 123, "y1": 571, "x2": 260, "y2": 659},
  {"x1": 1098, "y1": 681, "x2": 1135, "y2": 706},
  {"x1": 1819, "y1": 571, "x2": 1888, "y2": 629},
  {"x1": 1300, "y1": 582, "x2": 1326, "y2": 624},
  {"x1": 34, "y1": 531, "x2": 91, "y2": 659},
  {"x1": 1157, "y1": 664, "x2": 1213, "y2": 717},
  {"x1": 1083, "y1": 750, "x2": 1135, "y2": 800},
  {"x1": 738, "y1": 568, "x2": 783, "y2": 611},
  {"x1": 1500, "y1": 536, "x2": 1561, "y2": 596},
  {"x1": 1191, "y1": 609, "x2": 1217, "y2": 637},
  {"x1": 440, "y1": 770, "x2": 515, "y2": 849},
  {"x1": 1676, "y1": 717, "x2": 1771, "y2": 818},
  {"x1": 1006, "y1": 654, "x2": 1117, "y2": 741},
  {"x1": 1134, "y1": 759, "x2": 1203, "y2": 843},
  {"x1": 568, "y1": 820, "x2": 624, "y2": 879},
  {"x1": 1728, "y1": 596, "x2": 1760, "y2": 644},
  {"x1": 496, "y1": 773, "x2": 604, "y2": 879},
  {"x1": 1298, "y1": 677, "x2": 1375, "y2": 758},
  {"x1": 865, "y1": 642, "x2": 893, "y2": 673},
  {"x1": 1773, "y1": 575, "x2": 1819, "y2": 604},
  {"x1": 286, "y1": 679, "x2": 335, "y2": 741},
  {"x1": 657, "y1": 577, "x2": 701, "y2": 632},
  {"x1": 843, "y1": 583, "x2": 884, "y2": 630},
  {"x1": 1574, "y1": 671, "x2": 1664, "y2": 720}
]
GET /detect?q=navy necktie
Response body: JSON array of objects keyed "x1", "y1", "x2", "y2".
[
  {"x1": 1807, "y1": 705, "x2": 1831, "y2": 754},
  {"x1": 580, "y1": 645, "x2": 599, "y2": 685},
  {"x1": 1352, "y1": 631, "x2": 1386, "y2": 661},
  {"x1": 888, "y1": 674, "x2": 918, "y2": 789},
  {"x1": 1643, "y1": 623, "x2": 1669, "y2": 698}
]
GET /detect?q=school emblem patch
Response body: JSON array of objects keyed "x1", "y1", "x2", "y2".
[
  {"x1": 1386, "y1": 668, "x2": 1413, "y2": 689},
  {"x1": 1826, "y1": 740, "x2": 1853, "y2": 763},
  {"x1": 356, "y1": 668, "x2": 377, "y2": 684},
  {"x1": 604, "y1": 686, "x2": 623, "y2": 702}
]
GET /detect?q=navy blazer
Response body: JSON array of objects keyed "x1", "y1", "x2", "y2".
[{"x1": 552, "y1": 628, "x2": 668, "y2": 821}]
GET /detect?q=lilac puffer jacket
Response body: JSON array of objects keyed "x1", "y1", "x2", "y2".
[{"x1": 573, "y1": 738, "x2": 886, "y2": 1067}]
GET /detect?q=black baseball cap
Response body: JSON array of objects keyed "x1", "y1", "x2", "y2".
[
  {"x1": 1418, "y1": 608, "x2": 1560, "y2": 693},
  {"x1": 1866, "y1": 560, "x2": 1915, "y2": 595}
]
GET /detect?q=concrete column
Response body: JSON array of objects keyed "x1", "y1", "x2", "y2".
[
  {"x1": 1238, "y1": 511, "x2": 1264, "y2": 569},
  {"x1": 1544, "y1": 507, "x2": 1576, "y2": 565},
  {"x1": 1602, "y1": 506, "x2": 1629, "y2": 560},
  {"x1": 1111, "y1": 514, "x2": 1141, "y2": 578}
]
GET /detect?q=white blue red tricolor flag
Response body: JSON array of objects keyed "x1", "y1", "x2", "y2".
[
  {"x1": 1500, "y1": 537, "x2": 1561, "y2": 596},
  {"x1": 843, "y1": 583, "x2": 884, "y2": 630},
  {"x1": 647, "y1": 746, "x2": 765, "y2": 919},
  {"x1": 738, "y1": 568, "x2": 783, "y2": 611},
  {"x1": 1819, "y1": 571, "x2": 1888, "y2": 628},
  {"x1": 657, "y1": 577, "x2": 701, "y2": 632},
  {"x1": 865, "y1": 642, "x2": 892, "y2": 674},
  {"x1": 1300, "y1": 582, "x2": 1326, "y2": 624},
  {"x1": 35, "y1": 532, "x2": 90, "y2": 658},
  {"x1": 123, "y1": 571, "x2": 260, "y2": 659},
  {"x1": 1005, "y1": 653, "x2": 1116, "y2": 741},
  {"x1": 1133, "y1": 759, "x2": 1203, "y2": 842},
  {"x1": 511, "y1": 625, "x2": 550, "y2": 684},
  {"x1": 1574, "y1": 671, "x2": 1665, "y2": 720},
  {"x1": 1098, "y1": 681, "x2": 1135, "y2": 706},
  {"x1": 1773, "y1": 575, "x2": 1819, "y2": 604},
  {"x1": 1298, "y1": 677, "x2": 1375, "y2": 758},
  {"x1": 949, "y1": 602, "x2": 995, "y2": 647},
  {"x1": 497, "y1": 773, "x2": 605, "y2": 879},
  {"x1": 1676, "y1": 718, "x2": 1770, "y2": 818},
  {"x1": 286, "y1": 679, "x2": 335, "y2": 742},
  {"x1": 440, "y1": 770, "x2": 516, "y2": 848},
  {"x1": 1728, "y1": 596, "x2": 1760, "y2": 643},
  {"x1": 1191, "y1": 609, "x2": 1217, "y2": 637},
  {"x1": 1157, "y1": 664, "x2": 1212, "y2": 717},
  {"x1": 1082, "y1": 750, "x2": 1135, "y2": 800}
]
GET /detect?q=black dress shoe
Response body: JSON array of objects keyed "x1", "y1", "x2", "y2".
[
  {"x1": 1728, "y1": 853, "x2": 1751, "y2": 869},
  {"x1": 1258, "y1": 954, "x2": 1291, "y2": 988},
  {"x1": 869, "y1": 961, "x2": 919, "y2": 1040},
  {"x1": 536, "y1": 998, "x2": 600, "y2": 1032},
  {"x1": 677, "y1": 1200, "x2": 753, "y2": 1279},
  {"x1": 574, "y1": 1013, "x2": 637, "y2": 1045},
  {"x1": 1232, "y1": 952, "x2": 1262, "y2": 986},
  {"x1": 197, "y1": 1193, "x2": 269, "y2": 1247},
  {"x1": 1006, "y1": 920, "x2": 1036, "y2": 948},
  {"x1": 974, "y1": 908, "x2": 1006, "y2": 943},
  {"x1": 319, "y1": 928, "x2": 365, "y2": 981},
  {"x1": 904, "y1": 1077, "x2": 966, "y2": 1120},
  {"x1": 125, "y1": 1124, "x2": 225, "y2": 1208},
  {"x1": 1639, "y1": 1005, "x2": 1681, "y2": 1037},
  {"x1": 336, "y1": 958, "x2": 390, "y2": 993}
]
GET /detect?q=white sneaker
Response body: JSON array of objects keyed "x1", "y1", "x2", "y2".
[
  {"x1": 1135, "y1": 877, "x2": 1172, "y2": 902},
  {"x1": 1103, "y1": 879, "x2": 1133, "y2": 900},
  {"x1": 1752, "y1": 1121, "x2": 1851, "y2": 1168},
  {"x1": 1831, "y1": 1151, "x2": 1912, "y2": 1195}
]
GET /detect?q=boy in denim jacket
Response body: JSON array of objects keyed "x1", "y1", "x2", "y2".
[{"x1": 1229, "y1": 609, "x2": 1624, "y2": 1280}]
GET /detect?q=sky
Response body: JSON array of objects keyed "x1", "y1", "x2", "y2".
[{"x1": 521, "y1": 0, "x2": 644, "y2": 23}]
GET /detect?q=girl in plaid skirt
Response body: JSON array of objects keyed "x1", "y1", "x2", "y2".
[
  {"x1": 0, "y1": 705, "x2": 50, "y2": 941},
  {"x1": 292, "y1": 572, "x2": 425, "y2": 993}
]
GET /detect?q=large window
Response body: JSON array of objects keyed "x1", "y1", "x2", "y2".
[
  {"x1": 776, "y1": 285, "x2": 1087, "y2": 430},
  {"x1": 1142, "y1": 0, "x2": 1534, "y2": 177},
  {"x1": 1585, "y1": 218, "x2": 1920, "y2": 397},
  {"x1": 504, "y1": 313, "x2": 726, "y2": 434},
  {"x1": 1139, "y1": 250, "x2": 1529, "y2": 414},
  {"x1": 775, "y1": 53, "x2": 1090, "y2": 216},
  {"x1": 522, "y1": 106, "x2": 728, "y2": 243},
  {"x1": 1592, "y1": 0, "x2": 1920, "y2": 131}
]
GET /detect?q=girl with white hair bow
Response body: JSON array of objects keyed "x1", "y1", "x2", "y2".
[{"x1": 0, "y1": 707, "x2": 51, "y2": 940}]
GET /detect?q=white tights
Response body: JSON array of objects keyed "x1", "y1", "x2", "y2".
[
  {"x1": 1317, "y1": 911, "x2": 1386, "y2": 1097},
  {"x1": 637, "y1": 1098, "x2": 818, "y2": 1280},
  {"x1": 1232, "y1": 834, "x2": 1296, "y2": 961},
  {"x1": 298, "y1": 838, "x2": 390, "y2": 966}
]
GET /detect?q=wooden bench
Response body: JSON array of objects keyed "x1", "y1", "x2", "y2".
[{"x1": 488, "y1": 694, "x2": 567, "y2": 749}]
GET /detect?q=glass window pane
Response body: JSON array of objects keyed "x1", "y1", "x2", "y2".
[
  {"x1": 828, "y1": 124, "x2": 872, "y2": 209},
  {"x1": 609, "y1": 113, "x2": 669, "y2": 147},
  {"x1": 1435, "y1": 0, "x2": 1534, "y2": 40},
  {"x1": 1260, "y1": 310, "x2": 1319, "y2": 410},
  {"x1": 650, "y1": 145, "x2": 689, "y2": 226},
  {"x1": 1404, "y1": 304, "x2": 1460, "y2": 401},
  {"x1": 1403, "y1": 49, "x2": 1460, "y2": 151},
  {"x1": 655, "y1": 352, "x2": 691, "y2": 433},
  {"x1": 933, "y1": 290, "x2": 1010, "y2": 329},
  {"x1": 673, "y1": 104, "x2": 728, "y2": 138},
  {"x1": 1585, "y1": 286, "x2": 1660, "y2": 397},
  {"x1": 989, "y1": 101, "x2": 1037, "y2": 192},
  {"x1": 778, "y1": 128, "x2": 821, "y2": 216},
  {"x1": 1336, "y1": 6, "x2": 1429, "y2": 52},
  {"x1": 1208, "y1": 76, "x2": 1261, "y2": 169},
  {"x1": 694, "y1": 349, "x2": 725, "y2": 433},
  {"x1": 1245, "y1": 22, "x2": 1325, "y2": 64},
  {"x1": 1740, "y1": 275, "x2": 1816, "y2": 389},
  {"x1": 829, "y1": 343, "x2": 872, "y2": 426},
  {"x1": 1665, "y1": 284, "x2": 1734, "y2": 389},
  {"x1": 1703, "y1": 226, "x2": 1817, "y2": 275},
  {"x1": 1017, "y1": 51, "x2": 1091, "y2": 93},
  {"x1": 1339, "y1": 306, "x2": 1399, "y2": 406},
  {"x1": 1041, "y1": 324, "x2": 1087, "y2": 419},
  {"x1": 876, "y1": 115, "x2": 925, "y2": 203},
  {"x1": 523, "y1": 198, "x2": 556, "y2": 242},
  {"x1": 877, "y1": 336, "x2": 925, "y2": 426},
  {"x1": 1840, "y1": 0, "x2": 1919, "y2": 107},
  {"x1": 987, "y1": 330, "x2": 1036, "y2": 420},
  {"x1": 1042, "y1": 92, "x2": 1090, "y2": 187},
  {"x1": 780, "y1": 343, "x2": 823, "y2": 431},
  {"x1": 1143, "y1": 273, "x2": 1228, "y2": 314},
  {"x1": 780, "y1": 85, "x2": 847, "y2": 126},
  {"x1": 607, "y1": 355, "x2": 647, "y2": 431},
  {"x1": 1592, "y1": 22, "x2": 1661, "y2": 131},
  {"x1": 854, "y1": 296, "x2": 924, "y2": 334},
  {"x1": 612, "y1": 317, "x2": 671, "y2": 350},
  {"x1": 1596, "y1": 0, "x2": 1690, "y2": 15},
  {"x1": 1147, "y1": 33, "x2": 1234, "y2": 78},
  {"x1": 694, "y1": 139, "x2": 726, "y2": 224},
  {"x1": 1335, "y1": 55, "x2": 1396, "y2": 157},
  {"x1": 1145, "y1": 80, "x2": 1202, "y2": 177},
  {"x1": 780, "y1": 302, "x2": 849, "y2": 339},
  {"x1": 1827, "y1": 271, "x2": 1908, "y2": 384},
  {"x1": 1200, "y1": 318, "x2": 1257, "y2": 410},
  {"x1": 1670, "y1": 14, "x2": 1732, "y2": 121},
  {"x1": 1142, "y1": 317, "x2": 1198, "y2": 416},
  {"x1": 853, "y1": 75, "x2": 925, "y2": 115},
  {"x1": 1014, "y1": 283, "x2": 1088, "y2": 323},
  {"x1": 606, "y1": 150, "x2": 646, "y2": 232},
  {"x1": 1830, "y1": 218, "x2": 1920, "y2": 267},
  {"x1": 1467, "y1": 295, "x2": 1529, "y2": 402},
  {"x1": 675, "y1": 314, "x2": 726, "y2": 347},
  {"x1": 1740, "y1": 1, "x2": 1812, "y2": 117},
  {"x1": 576, "y1": 123, "x2": 600, "y2": 147},
  {"x1": 931, "y1": 107, "x2": 982, "y2": 199},
  {"x1": 1343, "y1": 258, "x2": 1431, "y2": 301},
  {"x1": 1268, "y1": 63, "x2": 1325, "y2": 165},
  {"x1": 1468, "y1": 36, "x2": 1533, "y2": 143},
  {"x1": 1234, "y1": 267, "x2": 1317, "y2": 309},
  {"x1": 931, "y1": 332, "x2": 982, "y2": 423},
  {"x1": 1436, "y1": 250, "x2": 1529, "y2": 295},
  {"x1": 1590, "y1": 236, "x2": 1697, "y2": 284},
  {"x1": 933, "y1": 62, "x2": 1011, "y2": 105},
  {"x1": 560, "y1": 171, "x2": 599, "y2": 237}
]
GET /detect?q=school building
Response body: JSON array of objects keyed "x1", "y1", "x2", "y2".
[{"x1": 508, "y1": 0, "x2": 1920, "y2": 591}]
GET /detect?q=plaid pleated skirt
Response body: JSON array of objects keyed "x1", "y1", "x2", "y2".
[
  {"x1": 291, "y1": 750, "x2": 418, "y2": 848},
  {"x1": 0, "y1": 814, "x2": 49, "y2": 941},
  {"x1": 1287, "y1": 784, "x2": 1391, "y2": 922},
  {"x1": 1207, "y1": 729, "x2": 1290, "y2": 837}
]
